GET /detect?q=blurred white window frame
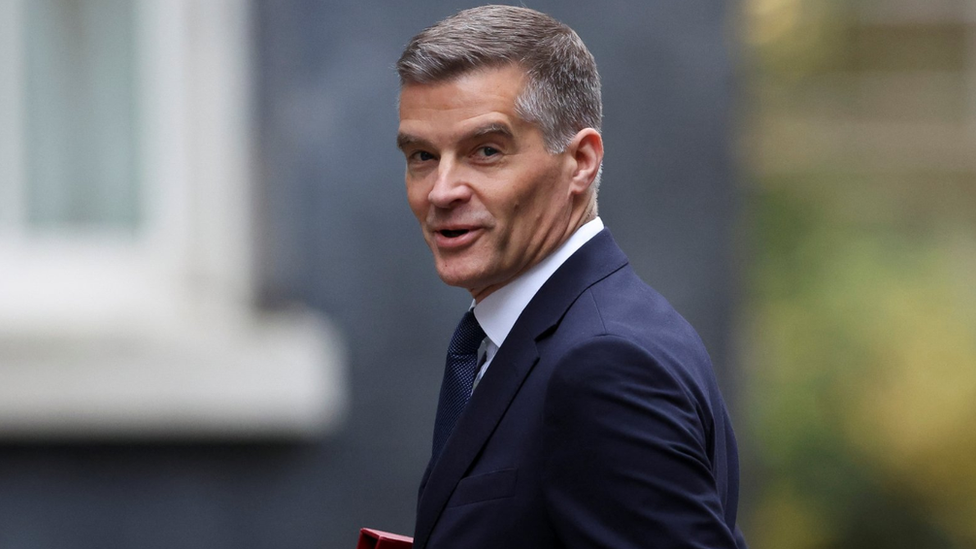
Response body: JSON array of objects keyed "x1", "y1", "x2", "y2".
[{"x1": 0, "y1": 0, "x2": 345, "y2": 439}]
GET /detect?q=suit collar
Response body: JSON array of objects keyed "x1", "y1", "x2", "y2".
[
  {"x1": 414, "y1": 229, "x2": 629, "y2": 548},
  {"x1": 474, "y1": 217, "x2": 605, "y2": 351}
]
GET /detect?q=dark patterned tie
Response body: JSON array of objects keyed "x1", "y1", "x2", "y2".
[{"x1": 431, "y1": 310, "x2": 486, "y2": 463}]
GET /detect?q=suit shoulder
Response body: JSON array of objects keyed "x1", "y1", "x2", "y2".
[
  {"x1": 545, "y1": 265, "x2": 720, "y2": 415},
  {"x1": 562, "y1": 265, "x2": 711, "y2": 366}
]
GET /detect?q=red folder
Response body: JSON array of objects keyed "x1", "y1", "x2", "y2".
[{"x1": 356, "y1": 528, "x2": 413, "y2": 549}]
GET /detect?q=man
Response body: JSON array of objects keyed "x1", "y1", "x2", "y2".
[{"x1": 396, "y1": 5, "x2": 746, "y2": 548}]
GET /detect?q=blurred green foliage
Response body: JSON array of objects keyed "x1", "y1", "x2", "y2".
[
  {"x1": 739, "y1": 1, "x2": 976, "y2": 547},
  {"x1": 742, "y1": 177, "x2": 976, "y2": 548}
]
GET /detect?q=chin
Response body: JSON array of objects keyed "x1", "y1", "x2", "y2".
[
  {"x1": 434, "y1": 262, "x2": 484, "y2": 291},
  {"x1": 436, "y1": 270, "x2": 476, "y2": 290}
]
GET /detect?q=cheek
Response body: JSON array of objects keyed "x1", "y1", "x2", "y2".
[
  {"x1": 406, "y1": 181, "x2": 430, "y2": 219},
  {"x1": 516, "y1": 171, "x2": 561, "y2": 220}
]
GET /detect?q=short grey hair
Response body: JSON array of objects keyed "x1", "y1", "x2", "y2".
[{"x1": 396, "y1": 5, "x2": 602, "y2": 156}]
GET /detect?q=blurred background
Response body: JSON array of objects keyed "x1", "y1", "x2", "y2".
[
  {"x1": 739, "y1": 0, "x2": 976, "y2": 548},
  {"x1": 0, "y1": 0, "x2": 972, "y2": 548}
]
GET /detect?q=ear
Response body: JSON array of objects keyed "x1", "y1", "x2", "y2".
[{"x1": 565, "y1": 128, "x2": 604, "y2": 196}]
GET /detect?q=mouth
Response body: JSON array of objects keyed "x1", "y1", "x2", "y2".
[
  {"x1": 431, "y1": 226, "x2": 482, "y2": 249},
  {"x1": 438, "y1": 228, "x2": 470, "y2": 238}
]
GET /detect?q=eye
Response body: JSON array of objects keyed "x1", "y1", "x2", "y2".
[
  {"x1": 411, "y1": 150, "x2": 436, "y2": 162},
  {"x1": 477, "y1": 146, "x2": 500, "y2": 158}
]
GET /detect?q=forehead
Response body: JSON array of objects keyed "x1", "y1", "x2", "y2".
[{"x1": 397, "y1": 66, "x2": 529, "y2": 135}]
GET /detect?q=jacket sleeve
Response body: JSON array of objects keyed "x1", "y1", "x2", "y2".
[{"x1": 541, "y1": 334, "x2": 741, "y2": 549}]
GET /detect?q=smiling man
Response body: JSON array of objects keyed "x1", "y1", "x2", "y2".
[{"x1": 396, "y1": 6, "x2": 747, "y2": 549}]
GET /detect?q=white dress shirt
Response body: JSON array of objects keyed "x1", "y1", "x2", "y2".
[{"x1": 470, "y1": 217, "x2": 605, "y2": 390}]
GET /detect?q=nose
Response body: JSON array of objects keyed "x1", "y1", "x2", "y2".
[{"x1": 427, "y1": 158, "x2": 471, "y2": 208}]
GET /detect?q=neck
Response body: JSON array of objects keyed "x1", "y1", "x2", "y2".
[{"x1": 470, "y1": 209, "x2": 597, "y2": 304}]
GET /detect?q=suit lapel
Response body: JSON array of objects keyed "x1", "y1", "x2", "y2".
[
  {"x1": 414, "y1": 230, "x2": 629, "y2": 548},
  {"x1": 414, "y1": 329, "x2": 538, "y2": 547}
]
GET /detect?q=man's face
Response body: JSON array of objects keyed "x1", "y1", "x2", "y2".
[{"x1": 398, "y1": 65, "x2": 577, "y2": 302}]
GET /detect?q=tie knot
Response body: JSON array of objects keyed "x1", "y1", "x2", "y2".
[{"x1": 449, "y1": 310, "x2": 485, "y2": 356}]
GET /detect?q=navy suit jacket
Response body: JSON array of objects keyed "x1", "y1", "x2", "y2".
[{"x1": 415, "y1": 229, "x2": 747, "y2": 548}]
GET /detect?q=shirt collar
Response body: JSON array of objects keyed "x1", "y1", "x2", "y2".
[{"x1": 473, "y1": 217, "x2": 604, "y2": 350}]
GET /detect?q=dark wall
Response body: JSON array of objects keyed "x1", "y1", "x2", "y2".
[{"x1": 0, "y1": 2, "x2": 736, "y2": 548}]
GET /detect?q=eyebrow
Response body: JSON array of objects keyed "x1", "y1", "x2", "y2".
[
  {"x1": 468, "y1": 122, "x2": 514, "y2": 141},
  {"x1": 396, "y1": 122, "x2": 515, "y2": 152},
  {"x1": 396, "y1": 132, "x2": 429, "y2": 152}
]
